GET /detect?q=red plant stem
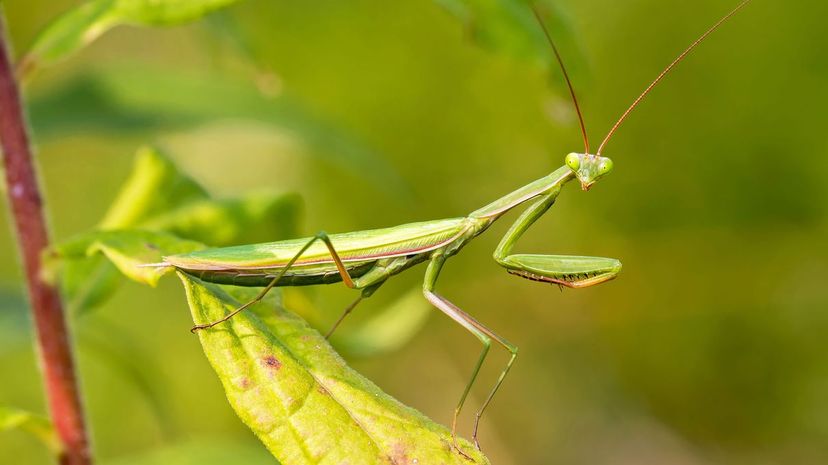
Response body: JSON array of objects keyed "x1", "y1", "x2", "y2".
[{"x1": 0, "y1": 14, "x2": 91, "y2": 465}]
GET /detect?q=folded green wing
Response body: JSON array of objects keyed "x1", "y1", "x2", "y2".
[{"x1": 165, "y1": 218, "x2": 468, "y2": 270}]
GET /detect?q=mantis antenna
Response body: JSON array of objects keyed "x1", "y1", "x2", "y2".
[
  {"x1": 596, "y1": 0, "x2": 753, "y2": 156},
  {"x1": 531, "y1": 3, "x2": 590, "y2": 155}
]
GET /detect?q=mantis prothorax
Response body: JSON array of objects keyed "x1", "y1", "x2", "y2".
[{"x1": 154, "y1": 0, "x2": 752, "y2": 452}]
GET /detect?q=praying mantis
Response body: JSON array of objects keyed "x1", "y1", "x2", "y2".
[{"x1": 153, "y1": 0, "x2": 752, "y2": 452}]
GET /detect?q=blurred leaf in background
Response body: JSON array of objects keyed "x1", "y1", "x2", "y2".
[
  {"x1": 18, "y1": 0, "x2": 245, "y2": 79},
  {"x1": 27, "y1": 66, "x2": 408, "y2": 196},
  {"x1": 436, "y1": 0, "x2": 586, "y2": 82},
  {"x1": 0, "y1": 407, "x2": 61, "y2": 456}
]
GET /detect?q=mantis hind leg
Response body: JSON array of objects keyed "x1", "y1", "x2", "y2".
[
  {"x1": 423, "y1": 255, "x2": 517, "y2": 452},
  {"x1": 191, "y1": 231, "x2": 358, "y2": 332},
  {"x1": 324, "y1": 255, "x2": 421, "y2": 338},
  {"x1": 324, "y1": 281, "x2": 385, "y2": 339}
]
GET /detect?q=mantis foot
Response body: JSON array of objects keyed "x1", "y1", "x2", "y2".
[
  {"x1": 190, "y1": 319, "x2": 227, "y2": 332},
  {"x1": 190, "y1": 323, "x2": 213, "y2": 333},
  {"x1": 472, "y1": 412, "x2": 483, "y2": 450},
  {"x1": 450, "y1": 414, "x2": 475, "y2": 461},
  {"x1": 450, "y1": 436, "x2": 475, "y2": 462}
]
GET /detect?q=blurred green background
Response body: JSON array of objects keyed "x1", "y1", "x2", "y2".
[{"x1": 2, "y1": 0, "x2": 827, "y2": 464}]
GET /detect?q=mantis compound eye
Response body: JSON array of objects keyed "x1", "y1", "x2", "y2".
[
  {"x1": 598, "y1": 158, "x2": 613, "y2": 175},
  {"x1": 565, "y1": 153, "x2": 580, "y2": 171}
]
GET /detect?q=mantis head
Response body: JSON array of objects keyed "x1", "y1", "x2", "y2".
[{"x1": 565, "y1": 153, "x2": 614, "y2": 191}]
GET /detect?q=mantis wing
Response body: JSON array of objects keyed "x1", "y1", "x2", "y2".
[{"x1": 165, "y1": 217, "x2": 469, "y2": 271}]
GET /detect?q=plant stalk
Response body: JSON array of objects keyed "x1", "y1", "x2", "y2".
[{"x1": 0, "y1": 11, "x2": 91, "y2": 465}]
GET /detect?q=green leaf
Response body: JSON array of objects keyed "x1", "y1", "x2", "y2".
[
  {"x1": 60, "y1": 256, "x2": 124, "y2": 312},
  {"x1": 99, "y1": 146, "x2": 302, "y2": 244},
  {"x1": 142, "y1": 190, "x2": 302, "y2": 247},
  {"x1": 333, "y1": 288, "x2": 433, "y2": 359},
  {"x1": 180, "y1": 272, "x2": 489, "y2": 464},
  {"x1": 436, "y1": 0, "x2": 585, "y2": 79},
  {"x1": 19, "y1": 0, "x2": 244, "y2": 79},
  {"x1": 49, "y1": 229, "x2": 203, "y2": 287},
  {"x1": 0, "y1": 407, "x2": 61, "y2": 455},
  {"x1": 200, "y1": 11, "x2": 278, "y2": 94},
  {"x1": 99, "y1": 146, "x2": 209, "y2": 230}
]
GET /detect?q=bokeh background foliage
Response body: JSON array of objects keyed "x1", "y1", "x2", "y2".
[{"x1": 1, "y1": 0, "x2": 827, "y2": 464}]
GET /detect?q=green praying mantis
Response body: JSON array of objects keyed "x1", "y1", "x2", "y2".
[{"x1": 151, "y1": 0, "x2": 752, "y2": 452}]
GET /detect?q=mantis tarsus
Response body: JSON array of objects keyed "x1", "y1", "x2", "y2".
[{"x1": 155, "y1": 0, "x2": 752, "y2": 452}]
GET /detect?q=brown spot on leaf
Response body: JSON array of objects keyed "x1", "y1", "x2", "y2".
[
  {"x1": 390, "y1": 442, "x2": 412, "y2": 465},
  {"x1": 316, "y1": 384, "x2": 330, "y2": 396},
  {"x1": 261, "y1": 355, "x2": 282, "y2": 371}
]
